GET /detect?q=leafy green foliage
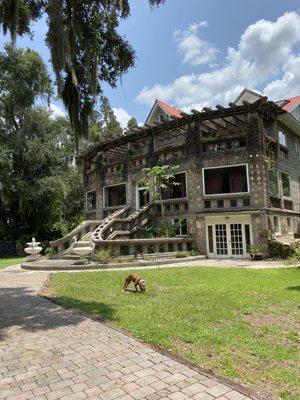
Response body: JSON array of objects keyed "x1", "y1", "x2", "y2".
[
  {"x1": 134, "y1": 219, "x2": 181, "y2": 239},
  {"x1": 155, "y1": 221, "x2": 179, "y2": 238},
  {"x1": 95, "y1": 247, "x2": 113, "y2": 264},
  {"x1": 268, "y1": 239, "x2": 295, "y2": 259},
  {"x1": 139, "y1": 165, "x2": 179, "y2": 219},
  {"x1": 126, "y1": 117, "x2": 139, "y2": 133},
  {"x1": 0, "y1": 44, "x2": 52, "y2": 126},
  {"x1": 175, "y1": 251, "x2": 189, "y2": 258},
  {"x1": 89, "y1": 96, "x2": 123, "y2": 143},
  {"x1": 0, "y1": 45, "x2": 83, "y2": 245},
  {"x1": 0, "y1": 0, "x2": 166, "y2": 152},
  {"x1": 0, "y1": 0, "x2": 43, "y2": 41},
  {"x1": 286, "y1": 245, "x2": 300, "y2": 265}
]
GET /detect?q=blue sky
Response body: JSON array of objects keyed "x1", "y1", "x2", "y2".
[{"x1": 2, "y1": 0, "x2": 300, "y2": 127}]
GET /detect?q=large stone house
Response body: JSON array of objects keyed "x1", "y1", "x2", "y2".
[{"x1": 50, "y1": 89, "x2": 300, "y2": 259}]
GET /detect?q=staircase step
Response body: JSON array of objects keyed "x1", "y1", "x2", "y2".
[
  {"x1": 75, "y1": 241, "x2": 92, "y2": 246},
  {"x1": 106, "y1": 230, "x2": 130, "y2": 240}
]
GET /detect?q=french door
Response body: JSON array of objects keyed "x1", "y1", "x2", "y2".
[{"x1": 207, "y1": 222, "x2": 251, "y2": 258}]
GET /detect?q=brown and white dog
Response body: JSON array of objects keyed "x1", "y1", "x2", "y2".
[{"x1": 123, "y1": 274, "x2": 146, "y2": 292}]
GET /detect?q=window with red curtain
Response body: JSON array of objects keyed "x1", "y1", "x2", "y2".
[
  {"x1": 229, "y1": 167, "x2": 247, "y2": 193},
  {"x1": 205, "y1": 170, "x2": 222, "y2": 194},
  {"x1": 161, "y1": 172, "x2": 187, "y2": 199},
  {"x1": 204, "y1": 166, "x2": 248, "y2": 194}
]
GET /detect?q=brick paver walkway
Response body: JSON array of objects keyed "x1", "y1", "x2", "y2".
[{"x1": 0, "y1": 267, "x2": 255, "y2": 400}]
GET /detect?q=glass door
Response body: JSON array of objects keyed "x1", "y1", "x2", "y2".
[
  {"x1": 207, "y1": 222, "x2": 251, "y2": 258},
  {"x1": 215, "y1": 224, "x2": 228, "y2": 256},
  {"x1": 230, "y1": 223, "x2": 244, "y2": 256}
]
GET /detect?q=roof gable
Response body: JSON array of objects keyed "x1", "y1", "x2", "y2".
[
  {"x1": 144, "y1": 99, "x2": 182, "y2": 126},
  {"x1": 234, "y1": 88, "x2": 262, "y2": 105},
  {"x1": 281, "y1": 96, "x2": 300, "y2": 112},
  {"x1": 156, "y1": 100, "x2": 182, "y2": 118}
]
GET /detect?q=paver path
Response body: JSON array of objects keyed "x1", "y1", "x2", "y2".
[{"x1": 0, "y1": 267, "x2": 256, "y2": 400}]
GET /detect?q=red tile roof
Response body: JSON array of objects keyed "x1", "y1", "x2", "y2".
[
  {"x1": 281, "y1": 96, "x2": 300, "y2": 111},
  {"x1": 156, "y1": 99, "x2": 182, "y2": 118}
]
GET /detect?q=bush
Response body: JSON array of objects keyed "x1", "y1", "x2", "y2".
[
  {"x1": 175, "y1": 251, "x2": 189, "y2": 258},
  {"x1": 95, "y1": 247, "x2": 113, "y2": 264},
  {"x1": 155, "y1": 223, "x2": 178, "y2": 238},
  {"x1": 286, "y1": 245, "x2": 300, "y2": 265},
  {"x1": 268, "y1": 240, "x2": 294, "y2": 259}
]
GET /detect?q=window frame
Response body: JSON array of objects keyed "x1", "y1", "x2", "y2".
[
  {"x1": 160, "y1": 171, "x2": 188, "y2": 201},
  {"x1": 281, "y1": 172, "x2": 291, "y2": 199},
  {"x1": 202, "y1": 163, "x2": 250, "y2": 197},
  {"x1": 274, "y1": 216, "x2": 281, "y2": 235},
  {"x1": 172, "y1": 218, "x2": 188, "y2": 236},
  {"x1": 103, "y1": 182, "x2": 127, "y2": 208},
  {"x1": 86, "y1": 189, "x2": 97, "y2": 212},
  {"x1": 135, "y1": 182, "x2": 150, "y2": 210},
  {"x1": 268, "y1": 169, "x2": 279, "y2": 197},
  {"x1": 278, "y1": 130, "x2": 288, "y2": 148},
  {"x1": 287, "y1": 217, "x2": 293, "y2": 234}
]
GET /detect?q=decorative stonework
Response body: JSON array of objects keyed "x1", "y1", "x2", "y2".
[{"x1": 50, "y1": 98, "x2": 300, "y2": 259}]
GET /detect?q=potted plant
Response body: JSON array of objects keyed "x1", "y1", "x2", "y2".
[{"x1": 249, "y1": 245, "x2": 264, "y2": 260}]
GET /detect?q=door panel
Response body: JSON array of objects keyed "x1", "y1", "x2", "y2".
[
  {"x1": 230, "y1": 223, "x2": 244, "y2": 256},
  {"x1": 215, "y1": 224, "x2": 228, "y2": 256}
]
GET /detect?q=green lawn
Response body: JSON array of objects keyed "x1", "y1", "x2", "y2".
[
  {"x1": 47, "y1": 267, "x2": 300, "y2": 400},
  {"x1": 0, "y1": 257, "x2": 26, "y2": 269}
]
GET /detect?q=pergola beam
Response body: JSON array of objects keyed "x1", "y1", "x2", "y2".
[{"x1": 81, "y1": 97, "x2": 275, "y2": 160}]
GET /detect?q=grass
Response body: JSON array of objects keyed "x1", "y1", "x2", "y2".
[
  {"x1": 0, "y1": 257, "x2": 26, "y2": 269},
  {"x1": 47, "y1": 267, "x2": 300, "y2": 400}
]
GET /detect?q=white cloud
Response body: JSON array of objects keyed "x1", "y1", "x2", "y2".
[
  {"x1": 136, "y1": 12, "x2": 300, "y2": 110},
  {"x1": 263, "y1": 55, "x2": 300, "y2": 100},
  {"x1": 113, "y1": 107, "x2": 141, "y2": 129},
  {"x1": 174, "y1": 21, "x2": 218, "y2": 67},
  {"x1": 49, "y1": 103, "x2": 66, "y2": 118}
]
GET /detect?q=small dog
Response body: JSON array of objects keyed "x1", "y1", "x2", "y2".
[{"x1": 123, "y1": 274, "x2": 146, "y2": 292}]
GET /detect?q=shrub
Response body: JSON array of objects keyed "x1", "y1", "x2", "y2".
[
  {"x1": 286, "y1": 245, "x2": 300, "y2": 265},
  {"x1": 175, "y1": 251, "x2": 189, "y2": 258},
  {"x1": 95, "y1": 247, "x2": 113, "y2": 264},
  {"x1": 155, "y1": 222, "x2": 179, "y2": 238},
  {"x1": 268, "y1": 240, "x2": 294, "y2": 259},
  {"x1": 45, "y1": 246, "x2": 54, "y2": 256}
]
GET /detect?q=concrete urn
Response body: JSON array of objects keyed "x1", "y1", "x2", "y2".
[
  {"x1": 71, "y1": 237, "x2": 95, "y2": 264},
  {"x1": 24, "y1": 238, "x2": 42, "y2": 261}
]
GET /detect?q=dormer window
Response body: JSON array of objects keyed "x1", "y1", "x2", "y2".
[{"x1": 159, "y1": 113, "x2": 168, "y2": 123}]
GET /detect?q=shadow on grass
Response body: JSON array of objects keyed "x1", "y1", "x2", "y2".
[
  {"x1": 54, "y1": 295, "x2": 115, "y2": 321},
  {"x1": 123, "y1": 288, "x2": 146, "y2": 294},
  {"x1": 286, "y1": 286, "x2": 300, "y2": 291}
]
